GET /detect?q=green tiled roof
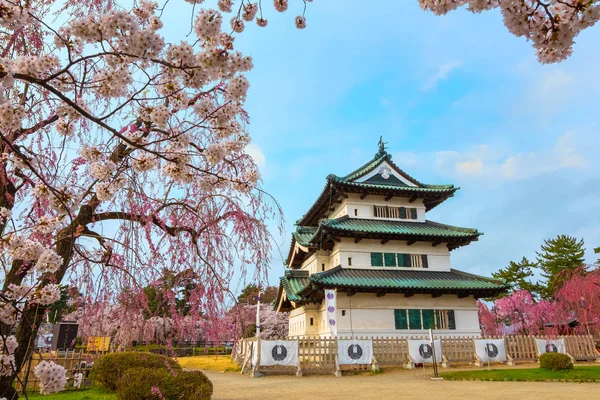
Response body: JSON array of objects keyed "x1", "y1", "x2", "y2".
[
  {"x1": 320, "y1": 217, "x2": 480, "y2": 239},
  {"x1": 278, "y1": 270, "x2": 315, "y2": 303},
  {"x1": 292, "y1": 226, "x2": 318, "y2": 247},
  {"x1": 328, "y1": 176, "x2": 456, "y2": 193},
  {"x1": 304, "y1": 266, "x2": 507, "y2": 296},
  {"x1": 296, "y1": 146, "x2": 457, "y2": 226}
]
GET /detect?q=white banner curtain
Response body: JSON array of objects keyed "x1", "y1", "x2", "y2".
[
  {"x1": 535, "y1": 338, "x2": 566, "y2": 355},
  {"x1": 407, "y1": 339, "x2": 442, "y2": 364},
  {"x1": 259, "y1": 340, "x2": 299, "y2": 367},
  {"x1": 474, "y1": 339, "x2": 507, "y2": 363},
  {"x1": 337, "y1": 339, "x2": 373, "y2": 365},
  {"x1": 251, "y1": 340, "x2": 258, "y2": 366},
  {"x1": 324, "y1": 289, "x2": 337, "y2": 336}
]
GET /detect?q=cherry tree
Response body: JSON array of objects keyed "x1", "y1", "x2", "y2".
[
  {"x1": 418, "y1": 0, "x2": 600, "y2": 63},
  {"x1": 553, "y1": 267, "x2": 600, "y2": 336},
  {"x1": 227, "y1": 303, "x2": 288, "y2": 339},
  {"x1": 0, "y1": 0, "x2": 316, "y2": 397},
  {"x1": 477, "y1": 300, "x2": 501, "y2": 336}
]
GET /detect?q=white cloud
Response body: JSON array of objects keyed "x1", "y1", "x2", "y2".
[
  {"x1": 393, "y1": 151, "x2": 418, "y2": 167},
  {"x1": 434, "y1": 131, "x2": 589, "y2": 182},
  {"x1": 456, "y1": 157, "x2": 483, "y2": 176},
  {"x1": 555, "y1": 131, "x2": 586, "y2": 168},
  {"x1": 245, "y1": 143, "x2": 266, "y2": 168},
  {"x1": 421, "y1": 60, "x2": 463, "y2": 92}
]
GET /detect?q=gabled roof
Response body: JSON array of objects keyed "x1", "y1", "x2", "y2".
[
  {"x1": 320, "y1": 217, "x2": 480, "y2": 239},
  {"x1": 296, "y1": 144, "x2": 457, "y2": 226},
  {"x1": 275, "y1": 269, "x2": 322, "y2": 312},
  {"x1": 299, "y1": 266, "x2": 507, "y2": 299},
  {"x1": 286, "y1": 217, "x2": 480, "y2": 264},
  {"x1": 276, "y1": 266, "x2": 508, "y2": 310}
]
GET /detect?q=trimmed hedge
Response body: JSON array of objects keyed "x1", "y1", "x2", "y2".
[
  {"x1": 540, "y1": 352, "x2": 573, "y2": 371},
  {"x1": 115, "y1": 368, "x2": 212, "y2": 400},
  {"x1": 173, "y1": 370, "x2": 213, "y2": 400},
  {"x1": 91, "y1": 352, "x2": 182, "y2": 391}
]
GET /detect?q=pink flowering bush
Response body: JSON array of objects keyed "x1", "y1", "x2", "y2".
[
  {"x1": 478, "y1": 267, "x2": 600, "y2": 336},
  {"x1": 227, "y1": 304, "x2": 289, "y2": 339}
]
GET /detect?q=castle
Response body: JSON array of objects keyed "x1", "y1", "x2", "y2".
[{"x1": 275, "y1": 139, "x2": 506, "y2": 337}]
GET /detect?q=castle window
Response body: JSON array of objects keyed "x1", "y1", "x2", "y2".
[
  {"x1": 342, "y1": 310, "x2": 346, "y2": 316},
  {"x1": 394, "y1": 309, "x2": 455, "y2": 330},
  {"x1": 370, "y1": 253, "x2": 383, "y2": 266},
  {"x1": 321, "y1": 263, "x2": 325, "y2": 271},
  {"x1": 310, "y1": 317, "x2": 314, "y2": 326},
  {"x1": 374, "y1": 206, "x2": 418, "y2": 219},
  {"x1": 372, "y1": 253, "x2": 428, "y2": 268},
  {"x1": 354, "y1": 209, "x2": 358, "y2": 216},
  {"x1": 348, "y1": 257, "x2": 352, "y2": 266}
]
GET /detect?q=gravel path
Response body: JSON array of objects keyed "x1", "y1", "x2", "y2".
[{"x1": 203, "y1": 367, "x2": 598, "y2": 400}]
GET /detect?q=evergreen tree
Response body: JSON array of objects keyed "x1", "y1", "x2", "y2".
[
  {"x1": 491, "y1": 257, "x2": 542, "y2": 300},
  {"x1": 536, "y1": 235, "x2": 585, "y2": 299},
  {"x1": 595, "y1": 245, "x2": 600, "y2": 265},
  {"x1": 237, "y1": 284, "x2": 278, "y2": 305}
]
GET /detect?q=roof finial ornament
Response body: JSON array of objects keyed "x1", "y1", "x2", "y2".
[{"x1": 376, "y1": 135, "x2": 388, "y2": 157}]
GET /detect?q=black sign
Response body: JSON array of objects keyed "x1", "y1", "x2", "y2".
[
  {"x1": 546, "y1": 343, "x2": 558, "y2": 353},
  {"x1": 51, "y1": 322, "x2": 79, "y2": 351},
  {"x1": 419, "y1": 344, "x2": 433, "y2": 360},
  {"x1": 485, "y1": 343, "x2": 499, "y2": 358},
  {"x1": 271, "y1": 345, "x2": 288, "y2": 361},
  {"x1": 348, "y1": 344, "x2": 363, "y2": 360}
]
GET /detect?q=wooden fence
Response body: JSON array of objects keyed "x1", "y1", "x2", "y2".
[
  {"x1": 233, "y1": 335, "x2": 599, "y2": 375},
  {"x1": 16, "y1": 349, "x2": 104, "y2": 393}
]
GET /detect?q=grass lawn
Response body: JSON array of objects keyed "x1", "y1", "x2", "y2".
[
  {"x1": 27, "y1": 388, "x2": 116, "y2": 400},
  {"x1": 441, "y1": 366, "x2": 600, "y2": 382},
  {"x1": 177, "y1": 355, "x2": 240, "y2": 372}
]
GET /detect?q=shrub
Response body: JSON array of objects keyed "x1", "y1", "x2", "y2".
[
  {"x1": 173, "y1": 371, "x2": 213, "y2": 400},
  {"x1": 539, "y1": 352, "x2": 573, "y2": 371},
  {"x1": 115, "y1": 368, "x2": 212, "y2": 400},
  {"x1": 91, "y1": 352, "x2": 182, "y2": 391},
  {"x1": 116, "y1": 368, "x2": 176, "y2": 400}
]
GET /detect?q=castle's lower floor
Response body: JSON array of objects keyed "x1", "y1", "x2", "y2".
[{"x1": 288, "y1": 292, "x2": 480, "y2": 337}]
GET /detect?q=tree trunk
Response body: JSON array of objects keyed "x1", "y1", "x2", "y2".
[{"x1": 0, "y1": 221, "x2": 80, "y2": 397}]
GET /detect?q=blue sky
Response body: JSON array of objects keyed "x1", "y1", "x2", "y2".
[{"x1": 165, "y1": 2, "x2": 600, "y2": 287}]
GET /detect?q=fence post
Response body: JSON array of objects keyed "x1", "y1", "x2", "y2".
[{"x1": 250, "y1": 338, "x2": 262, "y2": 378}]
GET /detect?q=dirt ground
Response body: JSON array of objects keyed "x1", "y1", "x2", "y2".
[{"x1": 203, "y1": 365, "x2": 599, "y2": 400}]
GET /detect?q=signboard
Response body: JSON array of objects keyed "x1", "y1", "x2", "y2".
[
  {"x1": 86, "y1": 336, "x2": 111, "y2": 352},
  {"x1": 51, "y1": 322, "x2": 79, "y2": 351}
]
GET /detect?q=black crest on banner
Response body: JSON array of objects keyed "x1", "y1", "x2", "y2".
[
  {"x1": 546, "y1": 343, "x2": 558, "y2": 353},
  {"x1": 348, "y1": 344, "x2": 363, "y2": 360},
  {"x1": 485, "y1": 343, "x2": 499, "y2": 358},
  {"x1": 272, "y1": 345, "x2": 288, "y2": 361},
  {"x1": 419, "y1": 344, "x2": 433, "y2": 360}
]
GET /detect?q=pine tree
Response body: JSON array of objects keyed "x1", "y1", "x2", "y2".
[
  {"x1": 491, "y1": 257, "x2": 542, "y2": 300},
  {"x1": 595, "y1": 246, "x2": 600, "y2": 265},
  {"x1": 536, "y1": 235, "x2": 585, "y2": 299}
]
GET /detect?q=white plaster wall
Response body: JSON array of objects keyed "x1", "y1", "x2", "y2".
[
  {"x1": 324, "y1": 194, "x2": 428, "y2": 222},
  {"x1": 329, "y1": 202, "x2": 347, "y2": 219},
  {"x1": 288, "y1": 294, "x2": 480, "y2": 337},
  {"x1": 333, "y1": 293, "x2": 479, "y2": 337},
  {"x1": 300, "y1": 253, "x2": 318, "y2": 274},
  {"x1": 288, "y1": 304, "x2": 325, "y2": 336},
  {"x1": 330, "y1": 238, "x2": 451, "y2": 271}
]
